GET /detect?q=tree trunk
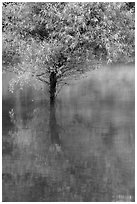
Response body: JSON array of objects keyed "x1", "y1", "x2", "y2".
[{"x1": 49, "y1": 71, "x2": 61, "y2": 146}]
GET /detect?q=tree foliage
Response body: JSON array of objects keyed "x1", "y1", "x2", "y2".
[{"x1": 2, "y1": 2, "x2": 135, "y2": 91}]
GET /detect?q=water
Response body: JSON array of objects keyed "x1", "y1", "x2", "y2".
[{"x1": 2, "y1": 65, "x2": 135, "y2": 202}]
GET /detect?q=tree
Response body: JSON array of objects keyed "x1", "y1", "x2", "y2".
[{"x1": 2, "y1": 2, "x2": 135, "y2": 145}]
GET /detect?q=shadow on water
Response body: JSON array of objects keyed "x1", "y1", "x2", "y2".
[{"x1": 2, "y1": 65, "x2": 135, "y2": 202}]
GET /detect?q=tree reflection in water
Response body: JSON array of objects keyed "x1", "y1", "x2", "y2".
[{"x1": 2, "y1": 66, "x2": 135, "y2": 202}]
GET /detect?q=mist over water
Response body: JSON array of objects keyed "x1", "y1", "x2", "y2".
[{"x1": 2, "y1": 65, "x2": 135, "y2": 201}]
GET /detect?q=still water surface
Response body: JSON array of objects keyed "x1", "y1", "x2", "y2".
[{"x1": 2, "y1": 66, "x2": 135, "y2": 201}]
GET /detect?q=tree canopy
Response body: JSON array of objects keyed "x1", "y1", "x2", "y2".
[{"x1": 2, "y1": 2, "x2": 135, "y2": 91}]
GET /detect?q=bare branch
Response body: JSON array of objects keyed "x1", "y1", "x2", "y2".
[
  {"x1": 36, "y1": 72, "x2": 47, "y2": 77},
  {"x1": 32, "y1": 73, "x2": 50, "y2": 85},
  {"x1": 55, "y1": 82, "x2": 69, "y2": 97},
  {"x1": 36, "y1": 77, "x2": 49, "y2": 84}
]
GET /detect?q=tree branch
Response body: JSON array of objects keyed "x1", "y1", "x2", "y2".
[
  {"x1": 55, "y1": 82, "x2": 69, "y2": 97},
  {"x1": 36, "y1": 72, "x2": 47, "y2": 77},
  {"x1": 31, "y1": 73, "x2": 49, "y2": 85},
  {"x1": 36, "y1": 76, "x2": 50, "y2": 85}
]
